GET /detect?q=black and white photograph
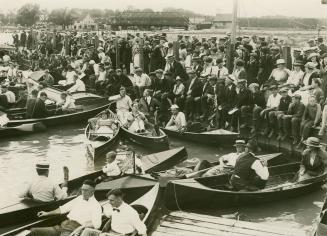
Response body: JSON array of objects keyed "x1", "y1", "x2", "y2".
[{"x1": 0, "y1": 0, "x2": 327, "y2": 235}]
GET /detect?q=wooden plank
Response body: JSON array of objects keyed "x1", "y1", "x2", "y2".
[
  {"x1": 159, "y1": 222, "x2": 277, "y2": 236},
  {"x1": 162, "y1": 217, "x2": 283, "y2": 236},
  {"x1": 156, "y1": 225, "x2": 227, "y2": 236},
  {"x1": 168, "y1": 212, "x2": 305, "y2": 236}
]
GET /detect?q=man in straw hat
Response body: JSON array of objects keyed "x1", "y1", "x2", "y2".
[
  {"x1": 298, "y1": 137, "x2": 327, "y2": 179},
  {"x1": 230, "y1": 140, "x2": 269, "y2": 191},
  {"x1": 165, "y1": 104, "x2": 186, "y2": 132},
  {"x1": 19, "y1": 161, "x2": 67, "y2": 202},
  {"x1": 267, "y1": 59, "x2": 291, "y2": 85}
]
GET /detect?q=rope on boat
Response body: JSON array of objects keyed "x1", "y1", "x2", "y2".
[{"x1": 173, "y1": 183, "x2": 184, "y2": 212}]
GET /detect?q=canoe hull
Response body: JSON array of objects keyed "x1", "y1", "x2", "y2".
[
  {"x1": 164, "y1": 163, "x2": 327, "y2": 210},
  {"x1": 121, "y1": 127, "x2": 169, "y2": 151},
  {"x1": 0, "y1": 123, "x2": 46, "y2": 139},
  {"x1": 7, "y1": 99, "x2": 110, "y2": 127},
  {"x1": 162, "y1": 128, "x2": 238, "y2": 146},
  {"x1": 84, "y1": 110, "x2": 121, "y2": 160},
  {"x1": 0, "y1": 170, "x2": 102, "y2": 229}
]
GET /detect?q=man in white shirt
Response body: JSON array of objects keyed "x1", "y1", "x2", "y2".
[
  {"x1": 19, "y1": 162, "x2": 67, "y2": 202},
  {"x1": 67, "y1": 74, "x2": 86, "y2": 93},
  {"x1": 109, "y1": 87, "x2": 133, "y2": 125},
  {"x1": 216, "y1": 58, "x2": 229, "y2": 79},
  {"x1": 230, "y1": 140, "x2": 269, "y2": 191},
  {"x1": 29, "y1": 180, "x2": 102, "y2": 236},
  {"x1": 165, "y1": 104, "x2": 187, "y2": 132},
  {"x1": 56, "y1": 92, "x2": 76, "y2": 114},
  {"x1": 133, "y1": 68, "x2": 151, "y2": 97},
  {"x1": 80, "y1": 189, "x2": 146, "y2": 236},
  {"x1": 260, "y1": 85, "x2": 282, "y2": 136}
]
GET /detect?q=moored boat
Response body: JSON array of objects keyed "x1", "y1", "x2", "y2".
[
  {"x1": 94, "y1": 147, "x2": 188, "y2": 201},
  {"x1": 0, "y1": 122, "x2": 46, "y2": 138},
  {"x1": 0, "y1": 184, "x2": 161, "y2": 236},
  {"x1": 7, "y1": 93, "x2": 110, "y2": 127},
  {"x1": 0, "y1": 147, "x2": 186, "y2": 230},
  {"x1": 161, "y1": 127, "x2": 238, "y2": 146},
  {"x1": 85, "y1": 110, "x2": 120, "y2": 159},
  {"x1": 312, "y1": 195, "x2": 327, "y2": 236},
  {"x1": 120, "y1": 123, "x2": 169, "y2": 151},
  {"x1": 164, "y1": 162, "x2": 327, "y2": 210}
]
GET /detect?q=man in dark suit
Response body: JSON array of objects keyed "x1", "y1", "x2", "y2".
[
  {"x1": 191, "y1": 57, "x2": 203, "y2": 78},
  {"x1": 230, "y1": 79, "x2": 253, "y2": 131},
  {"x1": 200, "y1": 76, "x2": 216, "y2": 120},
  {"x1": 220, "y1": 76, "x2": 237, "y2": 129},
  {"x1": 138, "y1": 89, "x2": 160, "y2": 123},
  {"x1": 184, "y1": 68, "x2": 203, "y2": 120},
  {"x1": 150, "y1": 40, "x2": 165, "y2": 72},
  {"x1": 164, "y1": 55, "x2": 188, "y2": 81},
  {"x1": 27, "y1": 92, "x2": 50, "y2": 119}
]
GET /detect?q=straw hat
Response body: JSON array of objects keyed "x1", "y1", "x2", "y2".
[{"x1": 303, "y1": 137, "x2": 322, "y2": 148}]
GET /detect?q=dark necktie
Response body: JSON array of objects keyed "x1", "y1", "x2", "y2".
[{"x1": 113, "y1": 208, "x2": 120, "y2": 212}]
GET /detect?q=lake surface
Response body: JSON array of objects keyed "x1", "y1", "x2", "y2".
[{"x1": 0, "y1": 123, "x2": 325, "y2": 234}]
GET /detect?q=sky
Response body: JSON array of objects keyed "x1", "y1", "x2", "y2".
[{"x1": 0, "y1": 0, "x2": 326, "y2": 18}]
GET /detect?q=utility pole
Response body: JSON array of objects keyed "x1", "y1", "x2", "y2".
[{"x1": 226, "y1": 0, "x2": 238, "y2": 73}]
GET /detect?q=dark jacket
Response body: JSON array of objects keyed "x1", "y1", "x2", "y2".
[
  {"x1": 236, "y1": 87, "x2": 252, "y2": 108},
  {"x1": 287, "y1": 102, "x2": 305, "y2": 118},
  {"x1": 26, "y1": 98, "x2": 48, "y2": 119},
  {"x1": 185, "y1": 78, "x2": 202, "y2": 98},
  {"x1": 278, "y1": 95, "x2": 292, "y2": 112}
]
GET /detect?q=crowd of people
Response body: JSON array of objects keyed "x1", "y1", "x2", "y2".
[{"x1": 1, "y1": 29, "x2": 327, "y2": 145}]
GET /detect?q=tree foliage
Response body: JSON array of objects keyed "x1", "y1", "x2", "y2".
[
  {"x1": 48, "y1": 8, "x2": 78, "y2": 28},
  {"x1": 16, "y1": 3, "x2": 41, "y2": 26}
]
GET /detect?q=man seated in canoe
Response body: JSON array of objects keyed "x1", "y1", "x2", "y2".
[
  {"x1": 230, "y1": 140, "x2": 269, "y2": 191},
  {"x1": 96, "y1": 151, "x2": 122, "y2": 183},
  {"x1": 56, "y1": 92, "x2": 77, "y2": 114},
  {"x1": 109, "y1": 86, "x2": 133, "y2": 125},
  {"x1": 26, "y1": 91, "x2": 51, "y2": 119},
  {"x1": 89, "y1": 111, "x2": 118, "y2": 140},
  {"x1": 202, "y1": 139, "x2": 246, "y2": 177},
  {"x1": 19, "y1": 162, "x2": 68, "y2": 202},
  {"x1": 67, "y1": 74, "x2": 86, "y2": 93},
  {"x1": 165, "y1": 104, "x2": 187, "y2": 132},
  {"x1": 96, "y1": 150, "x2": 144, "y2": 183},
  {"x1": 126, "y1": 101, "x2": 147, "y2": 133},
  {"x1": 80, "y1": 189, "x2": 147, "y2": 236},
  {"x1": 298, "y1": 137, "x2": 327, "y2": 180},
  {"x1": 26, "y1": 180, "x2": 102, "y2": 236}
]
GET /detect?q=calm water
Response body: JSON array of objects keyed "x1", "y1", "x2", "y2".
[{"x1": 0, "y1": 123, "x2": 326, "y2": 234}]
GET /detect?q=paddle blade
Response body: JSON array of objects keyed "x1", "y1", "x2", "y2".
[{"x1": 62, "y1": 166, "x2": 69, "y2": 187}]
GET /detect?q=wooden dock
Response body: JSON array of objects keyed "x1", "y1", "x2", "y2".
[{"x1": 151, "y1": 211, "x2": 307, "y2": 236}]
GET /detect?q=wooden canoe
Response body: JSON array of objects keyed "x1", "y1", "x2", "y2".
[
  {"x1": 0, "y1": 147, "x2": 187, "y2": 230},
  {"x1": 161, "y1": 128, "x2": 238, "y2": 146},
  {"x1": 0, "y1": 122, "x2": 46, "y2": 138},
  {"x1": 312, "y1": 195, "x2": 327, "y2": 236},
  {"x1": 152, "y1": 152, "x2": 284, "y2": 184},
  {"x1": 164, "y1": 162, "x2": 327, "y2": 210},
  {"x1": 85, "y1": 110, "x2": 120, "y2": 160},
  {"x1": 0, "y1": 170, "x2": 102, "y2": 230},
  {"x1": 7, "y1": 92, "x2": 110, "y2": 127},
  {"x1": 120, "y1": 124, "x2": 169, "y2": 151},
  {"x1": 0, "y1": 184, "x2": 161, "y2": 236},
  {"x1": 94, "y1": 147, "x2": 188, "y2": 201}
]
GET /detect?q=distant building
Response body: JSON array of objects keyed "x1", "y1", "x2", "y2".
[
  {"x1": 72, "y1": 14, "x2": 98, "y2": 30},
  {"x1": 211, "y1": 14, "x2": 232, "y2": 29}
]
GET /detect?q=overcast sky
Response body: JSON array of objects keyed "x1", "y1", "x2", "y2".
[{"x1": 0, "y1": 0, "x2": 326, "y2": 18}]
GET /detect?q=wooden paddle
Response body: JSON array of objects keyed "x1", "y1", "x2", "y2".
[
  {"x1": 9, "y1": 122, "x2": 46, "y2": 132},
  {"x1": 62, "y1": 166, "x2": 69, "y2": 189}
]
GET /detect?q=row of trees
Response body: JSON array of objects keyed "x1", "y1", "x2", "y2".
[{"x1": 0, "y1": 3, "x2": 201, "y2": 28}]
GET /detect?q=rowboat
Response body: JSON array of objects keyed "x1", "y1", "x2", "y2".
[
  {"x1": 161, "y1": 127, "x2": 238, "y2": 146},
  {"x1": 312, "y1": 195, "x2": 327, "y2": 236},
  {"x1": 0, "y1": 122, "x2": 46, "y2": 138},
  {"x1": 120, "y1": 124, "x2": 169, "y2": 151},
  {"x1": 164, "y1": 162, "x2": 327, "y2": 210},
  {"x1": 7, "y1": 82, "x2": 111, "y2": 127},
  {"x1": 152, "y1": 152, "x2": 284, "y2": 183},
  {"x1": 1, "y1": 184, "x2": 161, "y2": 236},
  {"x1": 85, "y1": 110, "x2": 120, "y2": 159},
  {"x1": 94, "y1": 147, "x2": 188, "y2": 202},
  {"x1": 0, "y1": 147, "x2": 187, "y2": 230}
]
